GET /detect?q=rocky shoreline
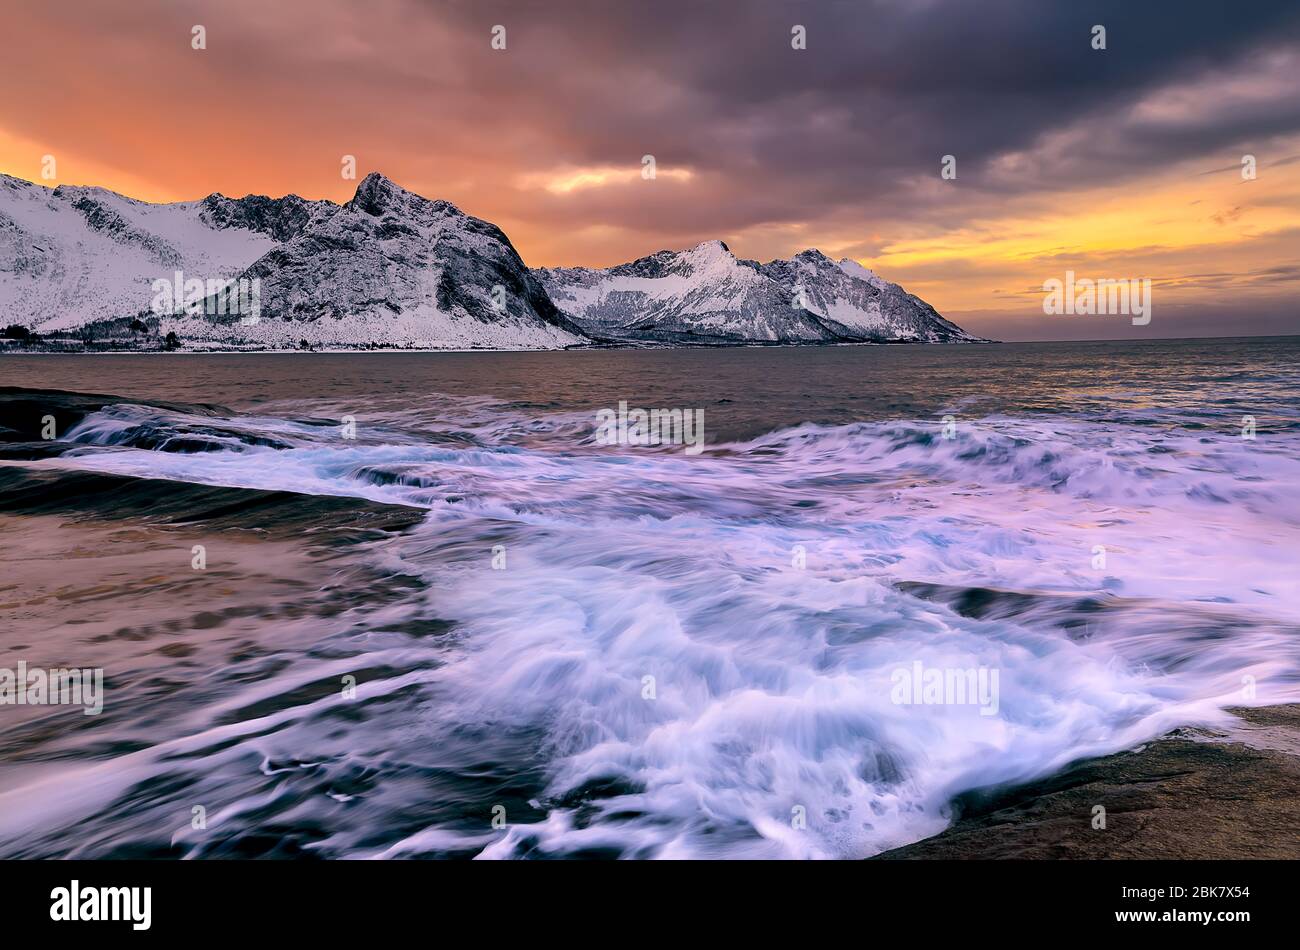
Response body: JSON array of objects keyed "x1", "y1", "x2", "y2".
[{"x1": 874, "y1": 705, "x2": 1300, "y2": 859}]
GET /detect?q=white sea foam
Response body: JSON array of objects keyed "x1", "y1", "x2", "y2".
[{"x1": 19, "y1": 399, "x2": 1298, "y2": 858}]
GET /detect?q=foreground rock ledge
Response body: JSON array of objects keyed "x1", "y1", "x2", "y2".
[{"x1": 873, "y1": 705, "x2": 1300, "y2": 860}]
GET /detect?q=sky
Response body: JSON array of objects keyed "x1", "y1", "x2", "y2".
[{"x1": 1, "y1": 0, "x2": 1297, "y2": 341}]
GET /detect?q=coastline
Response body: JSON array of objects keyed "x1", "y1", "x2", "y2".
[
  {"x1": 873, "y1": 705, "x2": 1300, "y2": 860},
  {"x1": 0, "y1": 338, "x2": 993, "y2": 355}
]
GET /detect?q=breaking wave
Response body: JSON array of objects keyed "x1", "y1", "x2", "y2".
[{"x1": 2, "y1": 392, "x2": 1298, "y2": 858}]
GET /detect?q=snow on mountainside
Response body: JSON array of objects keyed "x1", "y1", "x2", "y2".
[
  {"x1": 169, "y1": 173, "x2": 587, "y2": 350},
  {"x1": 0, "y1": 174, "x2": 280, "y2": 331},
  {"x1": 1, "y1": 170, "x2": 980, "y2": 349},
  {"x1": 0, "y1": 172, "x2": 586, "y2": 349},
  {"x1": 538, "y1": 241, "x2": 983, "y2": 343}
]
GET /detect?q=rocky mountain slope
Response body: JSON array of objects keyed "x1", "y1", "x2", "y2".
[
  {"x1": 0, "y1": 173, "x2": 586, "y2": 349},
  {"x1": 1, "y1": 172, "x2": 981, "y2": 349},
  {"x1": 537, "y1": 241, "x2": 981, "y2": 343},
  {"x1": 1, "y1": 173, "x2": 281, "y2": 333}
]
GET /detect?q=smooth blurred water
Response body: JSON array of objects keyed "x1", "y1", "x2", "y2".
[
  {"x1": 1, "y1": 337, "x2": 1297, "y2": 858},
  {"x1": 4, "y1": 336, "x2": 1299, "y2": 438}
]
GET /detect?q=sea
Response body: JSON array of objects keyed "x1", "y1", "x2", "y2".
[{"x1": 1, "y1": 337, "x2": 1297, "y2": 858}]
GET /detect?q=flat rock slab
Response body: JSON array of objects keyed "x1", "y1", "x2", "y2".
[{"x1": 873, "y1": 705, "x2": 1300, "y2": 860}]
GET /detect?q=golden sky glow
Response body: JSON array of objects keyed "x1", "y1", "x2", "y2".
[
  {"x1": 869, "y1": 152, "x2": 1300, "y2": 315},
  {"x1": 2, "y1": 0, "x2": 1297, "y2": 340}
]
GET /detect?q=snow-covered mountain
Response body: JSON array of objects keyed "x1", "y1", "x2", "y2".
[
  {"x1": 537, "y1": 241, "x2": 982, "y2": 343},
  {"x1": 0, "y1": 172, "x2": 586, "y2": 349},
  {"x1": 0, "y1": 174, "x2": 283, "y2": 332},
  {"x1": 1, "y1": 171, "x2": 980, "y2": 349}
]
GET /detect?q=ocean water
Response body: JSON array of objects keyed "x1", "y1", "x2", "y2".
[{"x1": 1, "y1": 338, "x2": 1298, "y2": 859}]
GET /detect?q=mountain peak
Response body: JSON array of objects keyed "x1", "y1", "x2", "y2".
[
  {"x1": 834, "y1": 257, "x2": 887, "y2": 287},
  {"x1": 689, "y1": 239, "x2": 732, "y2": 257},
  {"x1": 350, "y1": 172, "x2": 408, "y2": 215},
  {"x1": 347, "y1": 172, "x2": 464, "y2": 221}
]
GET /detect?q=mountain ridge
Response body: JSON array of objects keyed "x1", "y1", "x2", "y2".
[
  {"x1": 537, "y1": 240, "x2": 983, "y2": 344},
  {"x1": 0, "y1": 171, "x2": 984, "y2": 349}
]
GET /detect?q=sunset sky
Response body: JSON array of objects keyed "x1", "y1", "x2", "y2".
[{"x1": 2, "y1": 0, "x2": 1297, "y2": 341}]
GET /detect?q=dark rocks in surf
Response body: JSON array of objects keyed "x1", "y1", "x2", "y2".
[{"x1": 0, "y1": 388, "x2": 236, "y2": 458}]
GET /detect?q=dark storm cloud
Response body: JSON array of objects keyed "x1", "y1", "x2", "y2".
[
  {"x1": 2, "y1": 0, "x2": 1297, "y2": 339},
  {"x1": 6, "y1": 0, "x2": 1298, "y2": 240},
  {"x1": 407, "y1": 0, "x2": 1300, "y2": 233}
]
